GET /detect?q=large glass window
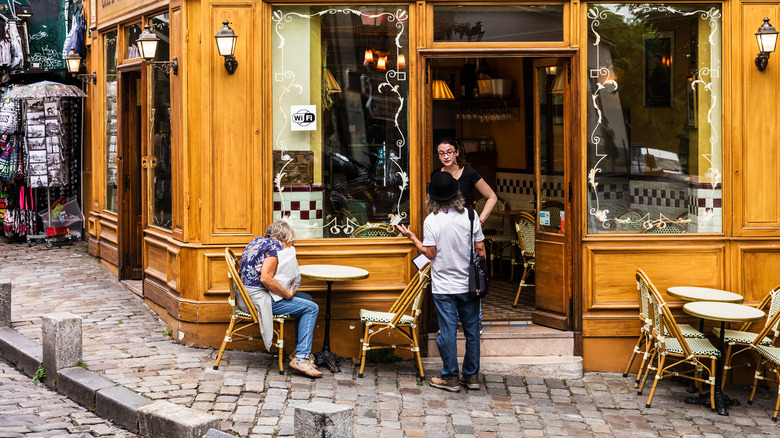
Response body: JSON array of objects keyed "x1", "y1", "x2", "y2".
[
  {"x1": 271, "y1": 7, "x2": 409, "y2": 239},
  {"x1": 433, "y1": 5, "x2": 564, "y2": 42},
  {"x1": 104, "y1": 30, "x2": 118, "y2": 213},
  {"x1": 587, "y1": 4, "x2": 722, "y2": 234},
  {"x1": 125, "y1": 23, "x2": 142, "y2": 60},
  {"x1": 149, "y1": 13, "x2": 172, "y2": 229}
]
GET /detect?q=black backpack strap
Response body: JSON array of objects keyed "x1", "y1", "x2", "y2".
[{"x1": 467, "y1": 207, "x2": 475, "y2": 264}]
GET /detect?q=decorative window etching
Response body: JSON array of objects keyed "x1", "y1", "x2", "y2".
[
  {"x1": 587, "y1": 4, "x2": 722, "y2": 234},
  {"x1": 272, "y1": 7, "x2": 409, "y2": 238}
]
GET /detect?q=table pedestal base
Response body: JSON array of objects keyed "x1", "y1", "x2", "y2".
[
  {"x1": 684, "y1": 391, "x2": 740, "y2": 416},
  {"x1": 313, "y1": 350, "x2": 341, "y2": 373}
]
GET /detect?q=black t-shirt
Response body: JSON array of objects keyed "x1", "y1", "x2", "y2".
[{"x1": 431, "y1": 166, "x2": 483, "y2": 206}]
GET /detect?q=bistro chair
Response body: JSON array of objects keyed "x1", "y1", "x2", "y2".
[
  {"x1": 714, "y1": 286, "x2": 780, "y2": 390},
  {"x1": 351, "y1": 223, "x2": 400, "y2": 238},
  {"x1": 746, "y1": 300, "x2": 780, "y2": 421},
  {"x1": 357, "y1": 263, "x2": 431, "y2": 379},
  {"x1": 629, "y1": 269, "x2": 705, "y2": 388},
  {"x1": 615, "y1": 208, "x2": 645, "y2": 232},
  {"x1": 640, "y1": 221, "x2": 687, "y2": 234},
  {"x1": 213, "y1": 248, "x2": 290, "y2": 375},
  {"x1": 477, "y1": 197, "x2": 510, "y2": 276},
  {"x1": 512, "y1": 212, "x2": 535, "y2": 308},
  {"x1": 641, "y1": 280, "x2": 720, "y2": 411},
  {"x1": 540, "y1": 200, "x2": 564, "y2": 230},
  {"x1": 633, "y1": 269, "x2": 705, "y2": 393}
]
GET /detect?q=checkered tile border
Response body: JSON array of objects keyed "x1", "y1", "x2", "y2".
[
  {"x1": 273, "y1": 200, "x2": 323, "y2": 220},
  {"x1": 630, "y1": 188, "x2": 688, "y2": 208},
  {"x1": 497, "y1": 177, "x2": 534, "y2": 195}
]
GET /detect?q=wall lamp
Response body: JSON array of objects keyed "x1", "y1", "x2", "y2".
[
  {"x1": 64, "y1": 48, "x2": 96, "y2": 84},
  {"x1": 137, "y1": 25, "x2": 178, "y2": 75},
  {"x1": 755, "y1": 17, "x2": 778, "y2": 71},
  {"x1": 214, "y1": 20, "x2": 238, "y2": 74}
]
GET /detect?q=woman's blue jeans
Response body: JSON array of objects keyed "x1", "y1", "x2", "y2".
[
  {"x1": 433, "y1": 293, "x2": 480, "y2": 380},
  {"x1": 272, "y1": 292, "x2": 318, "y2": 361}
]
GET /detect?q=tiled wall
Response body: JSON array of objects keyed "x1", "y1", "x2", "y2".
[{"x1": 273, "y1": 185, "x2": 324, "y2": 239}]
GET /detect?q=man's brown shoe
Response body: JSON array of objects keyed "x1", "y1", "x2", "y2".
[
  {"x1": 289, "y1": 358, "x2": 323, "y2": 378},
  {"x1": 460, "y1": 374, "x2": 480, "y2": 390},
  {"x1": 430, "y1": 376, "x2": 460, "y2": 392},
  {"x1": 289, "y1": 353, "x2": 319, "y2": 369}
]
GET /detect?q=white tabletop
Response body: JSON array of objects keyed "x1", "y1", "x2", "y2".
[
  {"x1": 667, "y1": 286, "x2": 743, "y2": 304},
  {"x1": 299, "y1": 264, "x2": 369, "y2": 282},
  {"x1": 683, "y1": 302, "x2": 765, "y2": 323}
]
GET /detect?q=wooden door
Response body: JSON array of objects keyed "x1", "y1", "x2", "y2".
[
  {"x1": 117, "y1": 69, "x2": 144, "y2": 280},
  {"x1": 531, "y1": 58, "x2": 572, "y2": 330}
]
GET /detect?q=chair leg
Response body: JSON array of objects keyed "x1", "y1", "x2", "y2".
[
  {"x1": 645, "y1": 355, "x2": 666, "y2": 408},
  {"x1": 771, "y1": 367, "x2": 780, "y2": 421},
  {"x1": 623, "y1": 333, "x2": 644, "y2": 377},
  {"x1": 709, "y1": 358, "x2": 717, "y2": 412},
  {"x1": 213, "y1": 317, "x2": 237, "y2": 370},
  {"x1": 748, "y1": 356, "x2": 765, "y2": 405},
  {"x1": 634, "y1": 336, "x2": 653, "y2": 388},
  {"x1": 276, "y1": 319, "x2": 285, "y2": 375},
  {"x1": 637, "y1": 349, "x2": 657, "y2": 395},
  {"x1": 720, "y1": 343, "x2": 733, "y2": 391},
  {"x1": 358, "y1": 323, "x2": 371, "y2": 378},
  {"x1": 513, "y1": 265, "x2": 530, "y2": 308},
  {"x1": 412, "y1": 326, "x2": 425, "y2": 380}
]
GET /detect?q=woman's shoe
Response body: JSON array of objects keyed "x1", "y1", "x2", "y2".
[{"x1": 289, "y1": 358, "x2": 323, "y2": 378}]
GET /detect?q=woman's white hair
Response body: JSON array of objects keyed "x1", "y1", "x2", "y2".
[{"x1": 264, "y1": 220, "x2": 296, "y2": 245}]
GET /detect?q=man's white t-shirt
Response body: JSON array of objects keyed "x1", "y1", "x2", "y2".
[{"x1": 422, "y1": 208, "x2": 485, "y2": 295}]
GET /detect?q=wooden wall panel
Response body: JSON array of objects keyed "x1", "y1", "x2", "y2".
[
  {"x1": 583, "y1": 242, "x2": 726, "y2": 313},
  {"x1": 144, "y1": 235, "x2": 168, "y2": 283},
  {"x1": 170, "y1": 6, "x2": 186, "y2": 242},
  {"x1": 737, "y1": 5, "x2": 780, "y2": 234},
  {"x1": 535, "y1": 239, "x2": 567, "y2": 313},
  {"x1": 206, "y1": 3, "x2": 257, "y2": 242},
  {"x1": 733, "y1": 242, "x2": 780, "y2": 302}
]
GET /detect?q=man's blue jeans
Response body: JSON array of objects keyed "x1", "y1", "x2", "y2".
[
  {"x1": 433, "y1": 293, "x2": 480, "y2": 380},
  {"x1": 272, "y1": 292, "x2": 318, "y2": 361}
]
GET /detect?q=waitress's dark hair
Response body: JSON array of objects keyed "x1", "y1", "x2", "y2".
[{"x1": 436, "y1": 137, "x2": 467, "y2": 168}]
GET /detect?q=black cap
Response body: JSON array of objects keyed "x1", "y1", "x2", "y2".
[{"x1": 427, "y1": 172, "x2": 460, "y2": 202}]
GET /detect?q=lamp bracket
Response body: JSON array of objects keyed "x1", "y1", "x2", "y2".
[
  {"x1": 224, "y1": 56, "x2": 238, "y2": 74},
  {"x1": 74, "y1": 72, "x2": 97, "y2": 84},
  {"x1": 146, "y1": 56, "x2": 179, "y2": 75},
  {"x1": 756, "y1": 52, "x2": 770, "y2": 71}
]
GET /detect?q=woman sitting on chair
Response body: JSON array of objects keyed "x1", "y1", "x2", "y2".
[{"x1": 237, "y1": 220, "x2": 322, "y2": 378}]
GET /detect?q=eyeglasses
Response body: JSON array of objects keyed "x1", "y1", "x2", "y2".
[{"x1": 438, "y1": 150, "x2": 456, "y2": 157}]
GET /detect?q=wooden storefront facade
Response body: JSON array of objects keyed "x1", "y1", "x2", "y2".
[{"x1": 80, "y1": 0, "x2": 780, "y2": 372}]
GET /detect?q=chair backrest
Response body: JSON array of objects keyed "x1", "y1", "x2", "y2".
[
  {"x1": 475, "y1": 197, "x2": 507, "y2": 232},
  {"x1": 387, "y1": 263, "x2": 431, "y2": 326},
  {"x1": 737, "y1": 284, "x2": 780, "y2": 332},
  {"x1": 751, "y1": 287, "x2": 780, "y2": 347},
  {"x1": 642, "y1": 273, "x2": 693, "y2": 357},
  {"x1": 541, "y1": 200, "x2": 563, "y2": 228},
  {"x1": 641, "y1": 222, "x2": 686, "y2": 234},
  {"x1": 514, "y1": 212, "x2": 536, "y2": 256},
  {"x1": 616, "y1": 208, "x2": 645, "y2": 232},
  {"x1": 225, "y1": 248, "x2": 260, "y2": 323},
  {"x1": 635, "y1": 270, "x2": 652, "y2": 322},
  {"x1": 352, "y1": 224, "x2": 399, "y2": 238}
]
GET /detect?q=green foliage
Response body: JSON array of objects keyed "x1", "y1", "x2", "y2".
[
  {"x1": 118, "y1": 320, "x2": 124, "y2": 324},
  {"x1": 32, "y1": 365, "x2": 46, "y2": 383},
  {"x1": 76, "y1": 361, "x2": 88, "y2": 370},
  {"x1": 162, "y1": 328, "x2": 173, "y2": 337}
]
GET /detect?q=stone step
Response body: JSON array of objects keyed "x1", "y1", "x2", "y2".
[
  {"x1": 426, "y1": 324, "x2": 574, "y2": 357},
  {"x1": 422, "y1": 355, "x2": 583, "y2": 379}
]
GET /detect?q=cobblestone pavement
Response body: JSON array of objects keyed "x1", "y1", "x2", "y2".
[
  {"x1": 2, "y1": 241, "x2": 780, "y2": 437},
  {"x1": 0, "y1": 356, "x2": 135, "y2": 437}
]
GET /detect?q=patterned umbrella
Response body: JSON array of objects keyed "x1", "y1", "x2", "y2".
[{"x1": 4, "y1": 80, "x2": 87, "y2": 99}]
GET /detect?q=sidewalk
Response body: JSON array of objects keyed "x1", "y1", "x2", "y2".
[{"x1": 2, "y1": 241, "x2": 779, "y2": 437}]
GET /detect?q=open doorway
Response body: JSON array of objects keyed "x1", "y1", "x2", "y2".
[{"x1": 428, "y1": 56, "x2": 573, "y2": 328}]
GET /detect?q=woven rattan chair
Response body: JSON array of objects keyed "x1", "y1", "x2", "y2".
[
  {"x1": 628, "y1": 269, "x2": 706, "y2": 388},
  {"x1": 640, "y1": 277, "x2": 720, "y2": 411},
  {"x1": 357, "y1": 263, "x2": 431, "y2": 379},
  {"x1": 541, "y1": 200, "x2": 564, "y2": 230},
  {"x1": 641, "y1": 221, "x2": 687, "y2": 234},
  {"x1": 477, "y1": 198, "x2": 510, "y2": 276},
  {"x1": 512, "y1": 212, "x2": 535, "y2": 308},
  {"x1": 747, "y1": 301, "x2": 780, "y2": 421},
  {"x1": 714, "y1": 286, "x2": 780, "y2": 390},
  {"x1": 615, "y1": 208, "x2": 645, "y2": 232},
  {"x1": 351, "y1": 223, "x2": 400, "y2": 238},
  {"x1": 213, "y1": 248, "x2": 290, "y2": 374}
]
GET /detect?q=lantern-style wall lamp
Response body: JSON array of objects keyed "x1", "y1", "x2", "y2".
[
  {"x1": 755, "y1": 17, "x2": 778, "y2": 71},
  {"x1": 64, "y1": 48, "x2": 96, "y2": 84},
  {"x1": 215, "y1": 20, "x2": 238, "y2": 74},
  {"x1": 137, "y1": 25, "x2": 179, "y2": 75}
]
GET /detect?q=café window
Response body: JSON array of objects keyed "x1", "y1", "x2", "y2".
[
  {"x1": 148, "y1": 13, "x2": 172, "y2": 229},
  {"x1": 271, "y1": 7, "x2": 409, "y2": 238},
  {"x1": 433, "y1": 5, "x2": 564, "y2": 42},
  {"x1": 125, "y1": 23, "x2": 142, "y2": 60},
  {"x1": 586, "y1": 4, "x2": 722, "y2": 234},
  {"x1": 104, "y1": 30, "x2": 118, "y2": 213}
]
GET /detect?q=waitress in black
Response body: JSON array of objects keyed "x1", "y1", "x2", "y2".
[{"x1": 433, "y1": 138, "x2": 497, "y2": 222}]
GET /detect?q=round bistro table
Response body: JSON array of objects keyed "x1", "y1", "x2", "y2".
[
  {"x1": 299, "y1": 264, "x2": 369, "y2": 373},
  {"x1": 668, "y1": 287, "x2": 744, "y2": 332},
  {"x1": 683, "y1": 301, "x2": 765, "y2": 416}
]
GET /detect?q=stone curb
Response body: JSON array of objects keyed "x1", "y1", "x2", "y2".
[{"x1": 0, "y1": 325, "x2": 221, "y2": 437}]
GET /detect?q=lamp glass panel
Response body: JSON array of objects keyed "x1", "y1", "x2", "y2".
[
  {"x1": 433, "y1": 5, "x2": 564, "y2": 42},
  {"x1": 271, "y1": 6, "x2": 410, "y2": 238},
  {"x1": 586, "y1": 3, "x2": 723, "y2": 235},
  {"x1": 761, "y1": 33, "x2": 778, "y2": 53},
  {"x1": 757, "y1": 33, "x2": 765, "y2": 52},
  {"x1": 149, "y1": 12, "x2": 173, "y2": 230},
  {"x1": 137, "y1": 39, "x2": 158, "y2": 60},
  {"x1": 104, "y1": 30, "x2": 119, "y2": 213},
  {"x1": 216, "y1": 36, "x2": 236, "y2": 56},
  {"x1": 125, "y1": 23, "x2": 142, "y2": 60},
  {"x1": 65, "y1": 55, "x2": 81, "y2": 73}
]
